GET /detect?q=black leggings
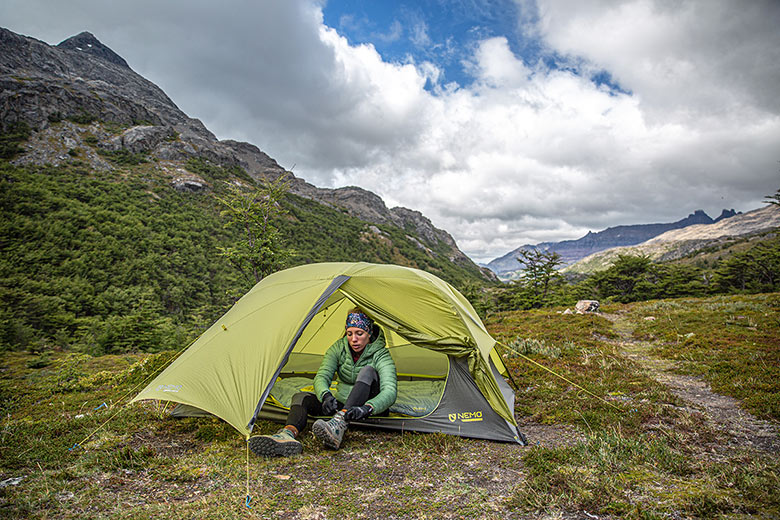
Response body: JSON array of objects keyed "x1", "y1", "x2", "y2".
[{"x1": 286, "y1": 366, "x2": 382, "y2": 432}]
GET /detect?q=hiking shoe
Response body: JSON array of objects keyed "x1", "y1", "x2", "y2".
[
  {"x1": 248, "y1": 428, "x2": 302, "y2": 457},
  {"x1": 312, "y1": 410, "x2": 348, "y2": 450}
]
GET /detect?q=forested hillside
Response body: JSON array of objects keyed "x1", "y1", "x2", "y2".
[{"x1": 0, "y1": 124, "x2": 487, "y2": 354}]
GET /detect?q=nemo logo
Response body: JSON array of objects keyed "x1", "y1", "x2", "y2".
[
  {"x1": 448, "y1": 411, "x2": 483, "y2": 423},
  {"x1": 156, "y1": 384, "x2": 182, "y2": 393}
]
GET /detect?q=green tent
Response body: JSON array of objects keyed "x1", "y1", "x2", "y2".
[{"x1": 132, "y1": 262, "x2": 525, "y2": 444}]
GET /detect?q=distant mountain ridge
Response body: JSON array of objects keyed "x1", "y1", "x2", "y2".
[
  {"x1": 486, "y1": 209, "x2": 739, "y2": 277},
  {"x1": 562, "y1": 204, "x2": 780, "y2": 275},
  {"x1": 0, "y1": 27, "x2": 484, "y2": 277}
]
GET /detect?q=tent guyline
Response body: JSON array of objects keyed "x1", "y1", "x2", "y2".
[
  {"x1": 496, "y1": 341, "x2": 626, "y2": 414},
  {"x1": 245, "y1": 440, "x2": 252, "y2": 509},
  {"x1": 68, "y1": 338, "x2": 196, "y2": 452}
]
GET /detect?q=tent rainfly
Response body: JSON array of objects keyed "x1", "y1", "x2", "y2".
[{"x1": 132, "y1": 262, "x2": 526, "y2": 444}]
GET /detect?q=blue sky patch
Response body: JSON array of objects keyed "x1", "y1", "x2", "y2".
[{"x1": 322, "y1": 0, "x2": 630, "y2": 95}]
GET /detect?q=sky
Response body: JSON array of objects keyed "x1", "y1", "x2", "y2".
[{"x1": 2, "y1": 0, "x2": 779, "y2": 263}]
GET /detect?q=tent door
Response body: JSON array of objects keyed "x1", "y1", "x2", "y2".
[{"x1": 246, "y1": 274, "x2": 351, "y2": 433}]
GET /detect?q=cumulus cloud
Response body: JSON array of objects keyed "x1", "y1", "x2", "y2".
[
  {"x1": 535, "y1": 0, "x2": 780, "y2": 117},
  {"x1": 1, "y1": 0, "x2": 778, "y2": 263}
]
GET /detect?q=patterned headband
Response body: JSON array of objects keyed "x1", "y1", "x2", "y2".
[{"x1": 346, "y1": 312, "x2": 373, "y2": 333}]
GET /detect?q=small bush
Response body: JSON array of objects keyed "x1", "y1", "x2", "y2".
[
  {"x1": 97, "y1": 148, "x2": 148, "y2": 165},
  {"x1": 0, "y1": 121, "x2": 31, "y2": 159},
  {"x1": 67, "y1": 112, "x2": 97, "y2": 125},
  {"x1": 506, "y1": 336, "x2": 563, "y2": 358}
]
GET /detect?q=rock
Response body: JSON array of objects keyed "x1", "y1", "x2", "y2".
[
  {"x1": 0, "y1": 477, "x2": 23, "y2": 488},
  {"x1": 168, "y1": 167, "x2": 208, "y2": 193},
  {"x1": 172, "y1": 178, "x2": 206, "y2": 193},
  {"x1": 104, "y1": 125, "x2": 176, "y2": 154},
  {"x1": 153, "y1": 141, "x2": 197, "y2": 160},
  {"x1": 644, "y1": 316, "x2": 657, "y2": 321},
  {"x1": 57, "y1": 31, "x2": 130, "y2": 68},
  {"x1": 575, "y1": 300, "x2": 600, "y2": 313}
]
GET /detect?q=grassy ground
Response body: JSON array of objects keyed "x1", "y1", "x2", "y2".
[{"x1": 1, "y1": 294, "x2": 778, "y2": 519}]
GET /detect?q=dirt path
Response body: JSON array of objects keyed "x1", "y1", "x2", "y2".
[{"x1": 601, "y1": 312, "x2": 780, "y2": 454}]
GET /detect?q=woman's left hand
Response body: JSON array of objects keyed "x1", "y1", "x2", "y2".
[{"x1": 346, "y1": 404, "x2": 373, "y2": 421}]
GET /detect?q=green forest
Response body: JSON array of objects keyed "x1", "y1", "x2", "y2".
[{"x1": 0, "y1": 123, "x2": 485, "y2": 355}]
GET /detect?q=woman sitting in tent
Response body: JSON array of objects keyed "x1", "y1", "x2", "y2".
[{"x1": 249, "y1": 308, "x2": 397, "y2": 456}]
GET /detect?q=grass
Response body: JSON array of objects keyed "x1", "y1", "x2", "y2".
[
  {"x1": 628, "y1": 293, "x2": 780, "y2": 420},
  {"x1": 2, "y1": 294, "x2": 779, "y2": 518},
  {"x1": 487, "y1": 307, "x2": 679, "y2": 435}
]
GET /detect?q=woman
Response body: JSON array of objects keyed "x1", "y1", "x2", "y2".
[{"x1": 249, "y1": 308, "x2": 397, "y2": 456}]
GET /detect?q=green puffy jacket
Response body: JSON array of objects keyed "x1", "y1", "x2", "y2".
[{"x1": 313, "y1": 329, "x2": 398, "y2": 414}]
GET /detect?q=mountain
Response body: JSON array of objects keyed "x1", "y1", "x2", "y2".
[
  {"x1": 0, "y1": 27, "x2": 485, "y2": 277},
  {"x1": 562, "y1": 204, "x2": 780, "y2": 275},
  {"x1": 0, "y1": 28, "x2": 496, "y2": 354},
  {"x1": 485, "y1": 209, "x2": 738, "y2": 277}
]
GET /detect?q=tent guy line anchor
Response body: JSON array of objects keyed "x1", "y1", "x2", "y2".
[{"x1": 245, "y1": 439, "x2": 252, "y2": 508}]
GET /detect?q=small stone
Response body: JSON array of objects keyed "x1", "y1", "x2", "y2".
[{"x1": 0, "y1": 477, "x2": 23, "y2": 488}]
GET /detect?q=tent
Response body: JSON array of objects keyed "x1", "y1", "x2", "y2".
[{"x1": 131, "y1": 262, "x2": 525, "y2": 444}]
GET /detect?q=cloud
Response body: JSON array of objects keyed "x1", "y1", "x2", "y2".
[
  {"x1": 409, "y1": 20, "x2": 433, "y2": 48},
  {"x1": 535, "y1": 0, "x2": 780, "y2": 117},
  {"x1": 376, "y1": 20, "x2": 403, "y2": 44},
  {"x1": 1, "y1": 0, "x2": 778, "y2": 264}
]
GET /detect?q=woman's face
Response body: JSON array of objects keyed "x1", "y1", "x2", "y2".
[{"x1": 346, "y1": 327, "x2": 370, "y2": 353}]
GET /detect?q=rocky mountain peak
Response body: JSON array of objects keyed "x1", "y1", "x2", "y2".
[
  {"x1": 686, "y1": 210, "x2": 713, "y2": 224},
  {"x1": 0, "y1": 27, "x2": 485, "y2": 277},
  {"x1": 715, "y1": 208, "x2": 739, "y2": 222},
  {"x1": 57, "y1": 31, "x2": 130, "y2": 68}
]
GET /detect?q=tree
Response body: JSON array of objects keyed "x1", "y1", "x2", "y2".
[
  {"x1": 589, "y1": 254, "x2": 655, "y2": 302},
  {"x1": 764, "y1": 187, "x2": 780, "y2": 207},
  {"x1": 713, "y1": 237, "x2": 780, "y2": 293},
  {"x1": 457, "y1": 280, "x2": 491, "y2": 318},
  {"x1": 513, "y1": 249, "x2": 564, "y2": 308},
  {"x1": 216, "y1": 176, "x2": 293, "y2": 286}
]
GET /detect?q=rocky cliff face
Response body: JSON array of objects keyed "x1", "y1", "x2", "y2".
[
  {"x1": 486, "y1": 209, "x2": 739, "y2": 276},
  {"x1": 0, "y1": 28, "x2": 479, "y2": 274}
]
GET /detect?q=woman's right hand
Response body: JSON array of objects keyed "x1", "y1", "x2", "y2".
[{"x1": 321, "y1": 392, "x2": 339, "y2": 415}]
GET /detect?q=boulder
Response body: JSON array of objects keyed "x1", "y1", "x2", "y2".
[
  {"x1": 171, "y1": 178, "x2": 206, "y2": 193},
  {"x1": 575, "y1": 300, "x2": 600, "y2": 314},
  {"x1": 105, "y1": 125, "x2": 176, "y2": 154}
]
